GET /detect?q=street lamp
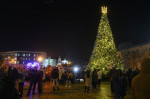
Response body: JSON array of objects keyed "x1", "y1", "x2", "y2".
[
  {"x1": 37, "y1": 57, "x2": 43, "y2": 62},
  {"x1": 73, "y1": 66, "x2": 79, "y2": 82},
  {"x1": 73, "y1": 67, "x2": 79, "y2": 73},
  {"x1": 37, "y1": 57, "x2": 44, "y2": 70}
]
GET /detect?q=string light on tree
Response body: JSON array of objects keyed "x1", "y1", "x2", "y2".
[{"x1": 88, "y1": 6, "x2": 123, "y2": 74}]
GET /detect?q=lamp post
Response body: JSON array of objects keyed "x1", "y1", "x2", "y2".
[
  {"x1": 38, "y1": 57, "x2": 43, "y2": 62},
  {"x1": 37, "y1": 57, "x2": 44, "y2": 69},
  {"x1": 73, "y1": 66, "x2": 79, "y2": 82}
]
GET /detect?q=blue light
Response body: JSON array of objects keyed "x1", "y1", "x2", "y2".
[{"x1": 27, "y1": 62, "x2": 40, "y2": 68}]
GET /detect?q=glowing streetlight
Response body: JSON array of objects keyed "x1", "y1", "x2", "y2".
[
  {"x1": 73, "y1": 67, "x2": 79, "y2": 73},
  {"x1": 68, "y1": 61, "x2": 72, "y2": 65},
  {"x1": 37, "y1": 57, "x2": 43, "y2": 62}
]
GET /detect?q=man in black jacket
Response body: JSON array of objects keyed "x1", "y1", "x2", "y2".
[
  {"x1": 52, "y1": 67, "x2": 59, "y2": 90},
  {"x1": 27, "y1": 67, "x2": 38, "y2": 95}
]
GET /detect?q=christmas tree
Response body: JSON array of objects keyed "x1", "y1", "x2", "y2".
[{"x1": 89, "y1": 6, "x2": 123, "y2": 74}]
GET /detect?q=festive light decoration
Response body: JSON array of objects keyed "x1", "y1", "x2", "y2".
[
  {"x1": 27, "y1": 62, "x2": 40, "y2": 68},
  {"x1": 62, "y1": 59, "x2": 68, "y2": 64},
  {"x1": 101, "y1": 6, "x2": 107, "y2": 14},
  {"x1": 88, "y1": 6, "x2": 123, "y2": 74}
]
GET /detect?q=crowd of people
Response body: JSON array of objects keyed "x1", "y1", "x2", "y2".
[
  {"x1": 0, "y1": 65, "x2": 75, "y2": 98},
  {"x1": 27, "y1": 66, "x2": 74, "y2": 95},
  {"x1": 110, "y1": 67, "x2": 140, "y2": 99},
  {"x1": 84, "y1": 69, "x2": 102, "y2": 93},
  {"x1": 0, "y1": 66, "x2": 21, "y2": 99},
  {"x1": 83, "y1": 67, "x2": 140, "y2": 99},
  {"x1": 1, "y1": 58, "x2": 150, "y2": 99}
]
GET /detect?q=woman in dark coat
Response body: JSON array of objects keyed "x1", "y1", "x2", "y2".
[
  {"x1": 112, "y1": 70, "x2": 122, "y2": 99},
  {"x1": 84, "y1": 70, "x2": 90, "y2": 93},
  {"x1": 92, "y1": 69, "x2": 98, "y2": 90},
  {"x1": 0, "y1": 68, "x2": 20, "y2": 99},
  {"x1": 121, "y1": 72, "x2": 127, "y2": 99}
]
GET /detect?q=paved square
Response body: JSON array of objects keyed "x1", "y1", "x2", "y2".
[{"x1": 20, "y1": 81, "x2": 132, "y2": 99}]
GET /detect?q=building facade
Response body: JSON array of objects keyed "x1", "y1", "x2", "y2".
[
  {"x1": 0, "y1": 51, "x2": 47, "y2": 65},
  {"x1": 42, "y1": 57, "x2": 57, "y2": 67},
  {"x1": 120, "y1": 43, "x2": 150, "y2": 69}
]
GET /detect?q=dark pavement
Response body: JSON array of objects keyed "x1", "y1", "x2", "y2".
[{"x1": 19, "y1": 81, "x2": 132, "y2": 99}]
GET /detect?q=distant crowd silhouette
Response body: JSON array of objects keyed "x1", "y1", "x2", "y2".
[{"x1": 0, "y1": 58, "x2": 150, "y2": 99}]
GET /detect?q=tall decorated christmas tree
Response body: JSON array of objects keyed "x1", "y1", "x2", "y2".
[{"x1": 89, "y1": 6, "x2": 123, "y2": 74}]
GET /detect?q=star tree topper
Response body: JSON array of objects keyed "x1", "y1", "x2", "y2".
[{"x1": 101, "y1": 6, "x2": 107, "y2": 14}]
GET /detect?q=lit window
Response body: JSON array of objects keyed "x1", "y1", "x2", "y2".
[
  {"x1": 23, "y1": 62, "x2": 24, "y2": 64},
  {"x1": 17, "y1": 61, "x2": 19, "y2": 64},
  {"x1": 23, "y1": 54, "x2": 25, "y2": 56},
  {"x1": 18, "y1": 54, "x2": 20, "y2": 56},
  {"x1": 34, "y1": 58, "x2": 35, "y2": 60},
  {"x1": 29, "y1": 54, "x2": 30, "y2": 56},
  {"x1": 34, "y1": 54, "x2": 36, "y2": 57},
  {"x1": 15, "y1": 53, "x2": 17, "y2": 56}
]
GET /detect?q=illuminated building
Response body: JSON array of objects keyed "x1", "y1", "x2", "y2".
[
  {"x1": 119, "y1": 43, "x2": 150, "y2": 69},
  {"x1": 42, "y1": 57, "x2": 57, "y2": 67},
  {"x1": 0, "y1": 51, "x2": 47, "y2": 65},
  {"x1": 62, "y1": 59, "x2": 68, "y2": 64},
  {"x1": 57, "y1": 56, "x2": 62, "y2": 66}
]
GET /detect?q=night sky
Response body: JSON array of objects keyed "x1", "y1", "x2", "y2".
[{"x1": 0, "y1": 0, "x2": 150, "y2": 63}]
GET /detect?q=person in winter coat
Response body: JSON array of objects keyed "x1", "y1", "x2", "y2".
[
  {"x1": 127, "y1": 68, "x2": 132, "y2": 88},
  {"x1": 84, "y1": 70, "x2": 90, "y2": 93},
  {"x1": 38, "y1": 70, "x2": 43, "y2": 94},
  {"x1": 63, "y1": 71, "x2": 68, "y2": 85},
  {"x1": 121, "y1": 72, "x2": 127, "y2": 99},
  {"x1": 59, "y1": 67, "x2": 63, "y2": 84},
  {"x1": 66, "y1": 70, "x2": 73, "y2": 88},
  {"x1": 92, "y1": 69, "x2": 98, "y2": 90},
  {"x1": 112, "y1": 70, "x2": 122, "y2": 99},
  {"x1": 52, "y1": 67, "x2": 59, "y2": 90},
  {"x1": 97, "y1": 69, "x2": 102, "y2": 88},
  {"x1": 0, "y1": 68, "x2": 19, "y2": 99},
  {"x1": 132, "y1": 58, "x2": 150, "y2": 99},
  {"x1": 27, "y1": 67, "x2": 38, "y2": 95},
  {"x1": 110, "y1": 67, "x2": 116, "y2": 93},
  {"x1": 130, "y1": 69, "x2": 140, "y2": 86},
  {"x1": 18, "y1": 68, "x2": 26, "y2": 97},
  {"x1": 41, "y1": 67, "x2": 46, "y2": 81}
]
